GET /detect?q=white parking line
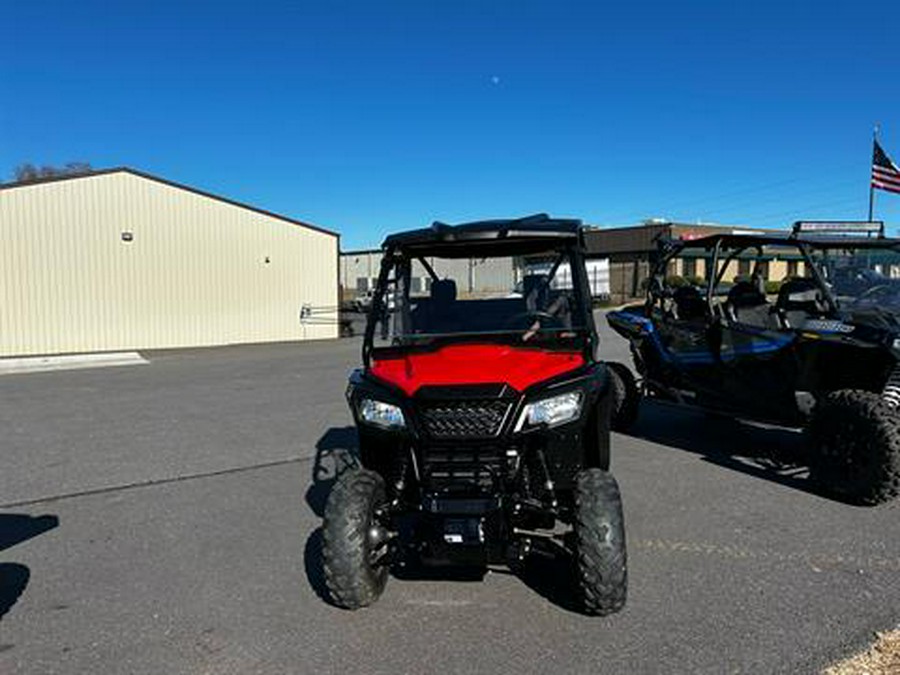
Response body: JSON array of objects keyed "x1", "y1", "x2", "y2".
[{"x1": 0, "y1": 351, "x2": 149, "y2": 375}]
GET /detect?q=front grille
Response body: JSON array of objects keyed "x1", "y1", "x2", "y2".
[
  {"x1": 418, "y1": 400, "x2": 511, "y2": 439},
  {"x1": 419, "y1": 446, "x2": 506, "y2": 492}
]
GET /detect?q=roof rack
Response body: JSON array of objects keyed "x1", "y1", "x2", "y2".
[
  {"x1": 382, "y1": 213, "x2": 582, "y2": 250},
  {"x1": 791, "y1": 220, "x2": 885, "y2": 238}
]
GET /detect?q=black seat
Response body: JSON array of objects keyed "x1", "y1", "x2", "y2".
[
  {"x1": 413, "y1": 279, "x2": 462, "y2": 333},
  {"x1": 431, "y1": 279, "x2": 461, "y2": 332},
  {"x1": 726, "y1": 281, "x2": 772, "y2": 327},
  {"x1": 672, "y1": 285, "x2": 707, "y2": 322},
  {"x1": 775, "y1": 278, "x2": 826, "y2": 328}
]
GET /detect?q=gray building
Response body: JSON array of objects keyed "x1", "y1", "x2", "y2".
[{"x1": 340, "y1": 249, "x2": 517, "y2": 301}]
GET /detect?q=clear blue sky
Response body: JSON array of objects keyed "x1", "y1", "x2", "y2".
[{"x1": 3, "y1": 0, "x2": 899, "y2": 248}]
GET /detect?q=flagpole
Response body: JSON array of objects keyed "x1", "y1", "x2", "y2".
[
  {"x1": 869, "y1": 179, "x2": 876, "y2": 222},
  {"x1": 869, "y1": 124, "x2": 879, "y2": 222}
]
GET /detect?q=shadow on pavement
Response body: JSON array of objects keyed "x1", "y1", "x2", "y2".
[
  {"x1": 0, "y1": 564, "x2": 31, "y2": 621},
  {"x1": 302, "y1": 527, "x2": 336, "y2": 606},
  {"x1": 390, "y1": 561, "x2": 487, "y2": 583},
  {"x1": 305, "y1": 427, "x2": 359, "y2": 518},
  {"x1": 515, "y1": 538, "x2": 583, "y2": 615},
  {"x1": 303, "y1": 427, "x2": 360, "y2": 607},
  {"x1": 0, "y1": 514, "x2": 59, "y2": 622},
  {"x1": 0, "y1": 514, "x2": 59, "y2": 552},
  {"x1": 623, "y1": 400, "x2": 817, "y2": 494}
]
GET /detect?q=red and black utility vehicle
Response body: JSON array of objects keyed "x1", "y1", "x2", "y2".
[{"x1": 321, "y1": 214, "x2": 626, "y2": 614}]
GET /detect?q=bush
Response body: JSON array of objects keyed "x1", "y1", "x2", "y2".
[
  {"x1": 685, "y1": 275, "x2": 706, "y2": 287},
  {"x1": 664, "y1": 275, "x2": 705, "y2": 289},
  {"x1": 764, "y1": 280, "x2": 783, "y2": 295},
  {"x1": 726, "y1": 276, "x2": 781, "y2": 294},
  {"x1": 664, "y1": 275, "x2": 689, "y2": 288}
]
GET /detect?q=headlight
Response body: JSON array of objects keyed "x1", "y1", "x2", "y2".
[
  {"x1": 358, "y1": 398, "x2": 406, "y2": 429},
  {"x1": 516, "y1": 391, "x2": 583, "y2": 431}
]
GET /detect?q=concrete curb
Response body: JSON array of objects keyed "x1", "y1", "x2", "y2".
[{"x1": 0, "y1": 352, "x2": 149, "y2": 376}]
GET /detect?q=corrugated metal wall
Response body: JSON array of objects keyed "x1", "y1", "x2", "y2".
[{"x1": 0, "y1": 171, "x2": 338, "y2": 356}]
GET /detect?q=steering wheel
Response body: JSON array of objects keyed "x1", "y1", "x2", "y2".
[{"x1": 503, "y1": 310, "x2": 564, "y2": 331}]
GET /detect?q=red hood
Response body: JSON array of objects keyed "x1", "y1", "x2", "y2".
[{"x1": 369, "y1": 344, "x2": 585, "y2": 396}]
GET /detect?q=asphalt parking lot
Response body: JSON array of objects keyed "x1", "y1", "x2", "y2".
[{"x1": 2, "y1": 315, "x2": 900, "y2": 674}]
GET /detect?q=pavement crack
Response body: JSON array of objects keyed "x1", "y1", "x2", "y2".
[{"x1": 0, "y1": 456, "x2": 312, "y2": 509}]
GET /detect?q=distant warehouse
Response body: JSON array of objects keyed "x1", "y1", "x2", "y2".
[
  {"x1": 341, "y1": 247, "x2": 609, "y2": 301},
  {"x1": 0, "y1": 168, "x2": 339, "y2": 357}
]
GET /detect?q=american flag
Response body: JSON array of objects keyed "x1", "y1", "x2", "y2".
[{"x1": 872, "y1": 140, "x2": 900, "y2": 194}]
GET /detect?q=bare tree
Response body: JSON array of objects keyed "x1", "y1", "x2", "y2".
[
  {"x1": 12, "y1": 162, "x2": 94, "y2": 183},
  {"x1": 13, "y1": 163, "x2": 39, "y2": 182},
  {"x1": 62, "y1": 162, "x2": 93, "y2": 175}
]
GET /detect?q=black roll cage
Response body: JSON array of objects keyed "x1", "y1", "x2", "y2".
[
  {"x1": 649, "y1": 233, "x2": 900, "y2": 320},
  {"x1": 362, "y1": 239, "x2": 598, "y2": 367}
]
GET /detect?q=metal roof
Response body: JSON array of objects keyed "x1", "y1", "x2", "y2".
[{"x1": 0, "y1": 167, "x2": 339, "y2": 238}]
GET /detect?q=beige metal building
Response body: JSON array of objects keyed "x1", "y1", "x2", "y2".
[{"x1": 0, "y1": 168, "x2": 339, "y2": 356}]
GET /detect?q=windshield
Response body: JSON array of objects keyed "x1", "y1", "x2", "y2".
[
  {"x1": 368, "y1": 249, "x2": 588, "y2": 346},
  {"x1": 808, "y1": 245, "x2": 900, "y2": 312}
]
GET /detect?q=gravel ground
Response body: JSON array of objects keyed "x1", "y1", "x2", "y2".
[{"x1": 823, "y1": 628, "x2": 900, "y2": 674}]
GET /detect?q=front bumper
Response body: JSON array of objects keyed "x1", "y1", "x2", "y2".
[{"x1": 346, "y1": 363, "x2": 609, "y2": 497}]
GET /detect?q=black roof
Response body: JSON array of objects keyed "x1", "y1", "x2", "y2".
[
  {"x1": 382, "y1": 213, "x2": 583, "y2": 257},
  {"x1": 672, "y1": 231, "x2": 900, "y2": 250}
]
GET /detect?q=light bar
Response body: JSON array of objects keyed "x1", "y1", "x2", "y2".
[{"x1": 792, "y1": 220, "x2": 884, "y2": 236}]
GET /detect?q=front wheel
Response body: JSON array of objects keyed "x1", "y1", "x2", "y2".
[
  {"x1": 574, "y1": 468, "x2": 627, "y2": 616},
  {"x1": 809, "y1": 390, "x2": 900, "y2": 505},
  {"x1": 322, "y1": 468, "x2": 391, "y2": 608}
]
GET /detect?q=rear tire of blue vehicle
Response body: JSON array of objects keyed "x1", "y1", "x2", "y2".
[
  {"x1": 809, "y1": 390, "x2": 900, "y2": 506},
  {"x1": 607, "y1": 362, "x2": 640, "y2": 432},
  {"x1": 322, "y1": 469, "x2": 390, "y2": 608},
  {"x1": 574, "y1": 468, "x2": 627, "y2": 616}
]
